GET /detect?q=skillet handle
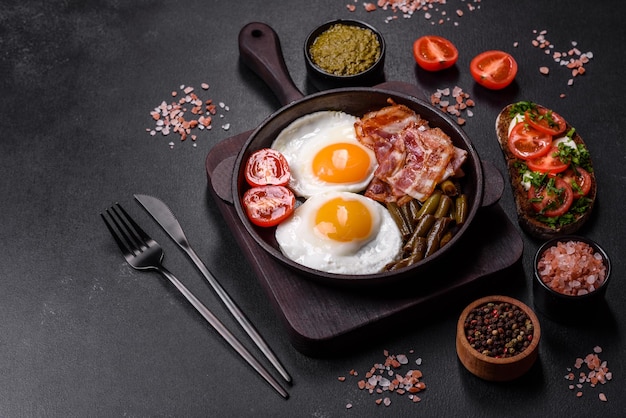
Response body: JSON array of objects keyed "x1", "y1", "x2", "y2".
[{"x1": 239, "y1": 22, "x2": 304, "y2": 106}]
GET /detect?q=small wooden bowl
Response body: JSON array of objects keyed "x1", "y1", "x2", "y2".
[{"x1": 456, "y1": 295, "x2": 541, "y2": 382}]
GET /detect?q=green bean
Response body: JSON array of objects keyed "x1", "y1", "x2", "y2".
[
  {"x1": 425, "y1": 217, "x2": 453, "y2": 257},
  {"x1": 412, "y1": 214, "x2": 436, "y2": 238},
  {"x1": 440, "y1": 179, "x2": 458, "y2": 196},
  {"x1": 403, "y1": 221, "x2": 431, "y2": 252},
  {"x1": 434, "y1": 194, "x2": 454, "y2": 218},
  {"x1": 440, "y1": 230, "x2": 454, "y2": 247},
  {"x1": 415, "y1": 190, "x2": 441, "y2": 219},
  {"x1": 387, "y1": 248, "x2": 425, "y2": 271},
  {"x1": 407, "y1": 199, "x2": 422, "y2": 224},
  {"x1": 386, "y1": 202, "x2": 412, "y2": 238},
  {"x1": 399, "y1": 202, "x2": 413, "y2": 230},
  {"x1": 387, "y1": 257, "x2": 408, "y2": 271},
  {"x1": 409, "y1": 236, "x2": 427, "y2": 260},
  {"x1": 387, "y1": 258, "x2": 407, "y2": 271},
  {"x1": 455, "y1": 194, "x2": 468, "y2": 225}
]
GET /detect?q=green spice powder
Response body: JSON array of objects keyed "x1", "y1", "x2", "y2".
[{"x1": 309, "y1": 24, "x2": 381, "y2": 76}]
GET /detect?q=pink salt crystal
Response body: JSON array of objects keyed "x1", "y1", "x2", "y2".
[{"x1": 396, "y1": 354, "x2": 408, "y2": 364}]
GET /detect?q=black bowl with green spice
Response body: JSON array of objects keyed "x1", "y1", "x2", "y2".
[{"x1": 305, "y1": 19, "x2": 386, "y2": 90}]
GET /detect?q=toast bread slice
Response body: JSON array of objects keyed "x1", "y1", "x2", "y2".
[{"x1": 495, "y1": 104, "x2": 596, "y2": 239}]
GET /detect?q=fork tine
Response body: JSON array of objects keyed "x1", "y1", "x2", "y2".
[
  {"x1": 114, "y1": 203, "x2": 153, "y2": 245},
  {"x1": 108, "y1": 205, "x2": 141, "y2": 254},
  {"x1": 101, "y1": 203, "x2": 148, "y2": 257},
  {"x1": 101, "y1": 208, "x2": 134, "y2": 257}
]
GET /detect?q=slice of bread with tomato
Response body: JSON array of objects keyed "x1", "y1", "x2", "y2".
[{"x1": 495, "y1": 101, "x2": 596, "y2": 239}]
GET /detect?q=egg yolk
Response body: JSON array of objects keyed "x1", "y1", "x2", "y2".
[
  {"x1": 314, "y1": 197, "x2": 372, "y2": 242},
  {"x1": 312, "y1": 143, "x2": 371, "y2": 183}
]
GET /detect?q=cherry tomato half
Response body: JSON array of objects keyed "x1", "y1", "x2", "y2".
[
  {"x1": 560, "y1": 167, "x2": 592, "y2": 199},
  {"x1": 244, "y1": 148, "x2": 291, "y2": 187},
  {"x1": 527, "y1": 145, "x2": 569, "y2": 174},
  {"x1": 470, "y1": 50, "x2": 518, "y2": 90},
  {"x1": 524, "y1": 106, "x2": 567, "y2": 136},
  {"x1": 528, "y1": 177, "x2": 573, "y2": 217},
  {"x1": 508, "y1": 122, "x2": 553, "y2": 160},
  {"x1": 413, "y1": 35, "x2": 459, "y2": 72},
  {"x1": 242, "y1": 185, "x2": 295, "y2": 227}
]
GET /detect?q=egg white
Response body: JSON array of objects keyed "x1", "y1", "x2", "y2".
[
  {"x1": 271, "y1": 111, "x2": 377, "y2": 198},
  {"x1": 274, "y1": 191, "x2": 402, "y2": 275}
]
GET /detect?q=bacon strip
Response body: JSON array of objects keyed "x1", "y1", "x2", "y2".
[{"x1": 355, "y1": 103, "x2": 467, "y2": 203}]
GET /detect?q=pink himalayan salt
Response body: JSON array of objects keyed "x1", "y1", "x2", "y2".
[{"x1": 537, "y1": 240, "x2": 606, "y2": 296}]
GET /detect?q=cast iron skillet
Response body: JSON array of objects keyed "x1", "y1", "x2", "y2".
[{"x1": 232, "y1": 22, "x2": 501, "y2": 286}]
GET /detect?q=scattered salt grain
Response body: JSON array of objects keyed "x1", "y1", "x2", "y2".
[
  {"x1": 430, "y1": 86, "x2": 474, "y2": 125},
  {"x1": 340, "y1": 350, "x2": 426, "y2": 408},
  {"x1": 146, "y1": 83, "x2": 230, "y2": 146},
  {"x1": 531, "y1": 29, "x2": 593, "y2": 91},
  {"x1": 347, "y1": 0, "x2": 480, "y2": 25},
  {"x1": 564, "y1": 346, "x2": 612, "y2": 402}
]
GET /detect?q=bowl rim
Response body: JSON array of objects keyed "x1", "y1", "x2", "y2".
[
  {"x1": 304, "y1": 19, "x2": 386, "y2": 79},
  {"x1": 456, "y1": 295, "x2": 541, "y2": 365},
  {"x1": 533, "y1": 235, "x2": 611, "y2": 300}
]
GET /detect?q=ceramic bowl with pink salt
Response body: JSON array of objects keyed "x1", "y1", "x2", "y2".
[{"x1": 533, "y1": 235, "x2": 611, "y2": 320}]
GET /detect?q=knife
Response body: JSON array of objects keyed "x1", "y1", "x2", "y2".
[{"x1": 134, "y1": 194, "x2": 292, "y2": 384}]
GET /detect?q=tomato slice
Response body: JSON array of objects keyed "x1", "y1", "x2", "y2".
[
  {"x1": 524, "y1": 107, "x2": 567, "y2": 136},
  {"x1": 470, "y1": 50, "x2": 518, "y2": 90},
  {"x1": 413, "y1": 35, "x2": 458, "y2": 72},
  {"x1": 528, "y1": 177, "x2": 574, "y2": 217},
  {"x1": 508, "y1": 122, "x2": 553, "y2": 160},
  {"x1": 527, "y1": 145, "x2": 569, "y2": 174},
  {"x1": 242, "y1": 185, "x2": 295, "y2": 227},
  {"x1": 560, "y1": 167, "x2": 592, "y2": 198},
  {"x1": 245, "y1": 148, "x2": 291, "y2": 187}
]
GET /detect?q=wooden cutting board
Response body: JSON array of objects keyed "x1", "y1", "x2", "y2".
[{"x1": 205, "y1": 82, "x2": 523, "y2": 356}]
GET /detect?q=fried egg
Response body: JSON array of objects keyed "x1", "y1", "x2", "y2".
[
  {"x1": 271, "y1": 111, "x2": 377, "y2": 198},
  {"x1": 275, "y1": 191, "x2": 402, "y2": 275}
]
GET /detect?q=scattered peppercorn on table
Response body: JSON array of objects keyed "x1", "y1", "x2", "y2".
[{"x1": 1, "y1": 0, "x2": 624, "y2": 416}]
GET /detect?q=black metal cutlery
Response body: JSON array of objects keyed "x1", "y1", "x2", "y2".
[{"x1": 101, "y1": 203, "x2": 289, "y2": 399}]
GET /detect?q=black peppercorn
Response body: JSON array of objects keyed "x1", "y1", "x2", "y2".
[{"x1": 463, "y1": 301, "x2": 534, "y2": 358}]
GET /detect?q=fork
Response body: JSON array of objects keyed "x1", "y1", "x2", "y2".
[{"x1": 100, "y1": 203, "x2": 289, "y2": 399}]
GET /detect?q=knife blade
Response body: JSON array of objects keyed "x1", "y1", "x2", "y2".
[{"x1": 134, "y1": 193, "x2": 291, "y2": 384}]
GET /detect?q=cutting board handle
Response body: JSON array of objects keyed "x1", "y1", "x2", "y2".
[
  {"x1": 239, "y1": 22, "x2": 304, "y2": 106},
  {"x1": 481, "y1": 160, "x2": 504, "y2": 207}
]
